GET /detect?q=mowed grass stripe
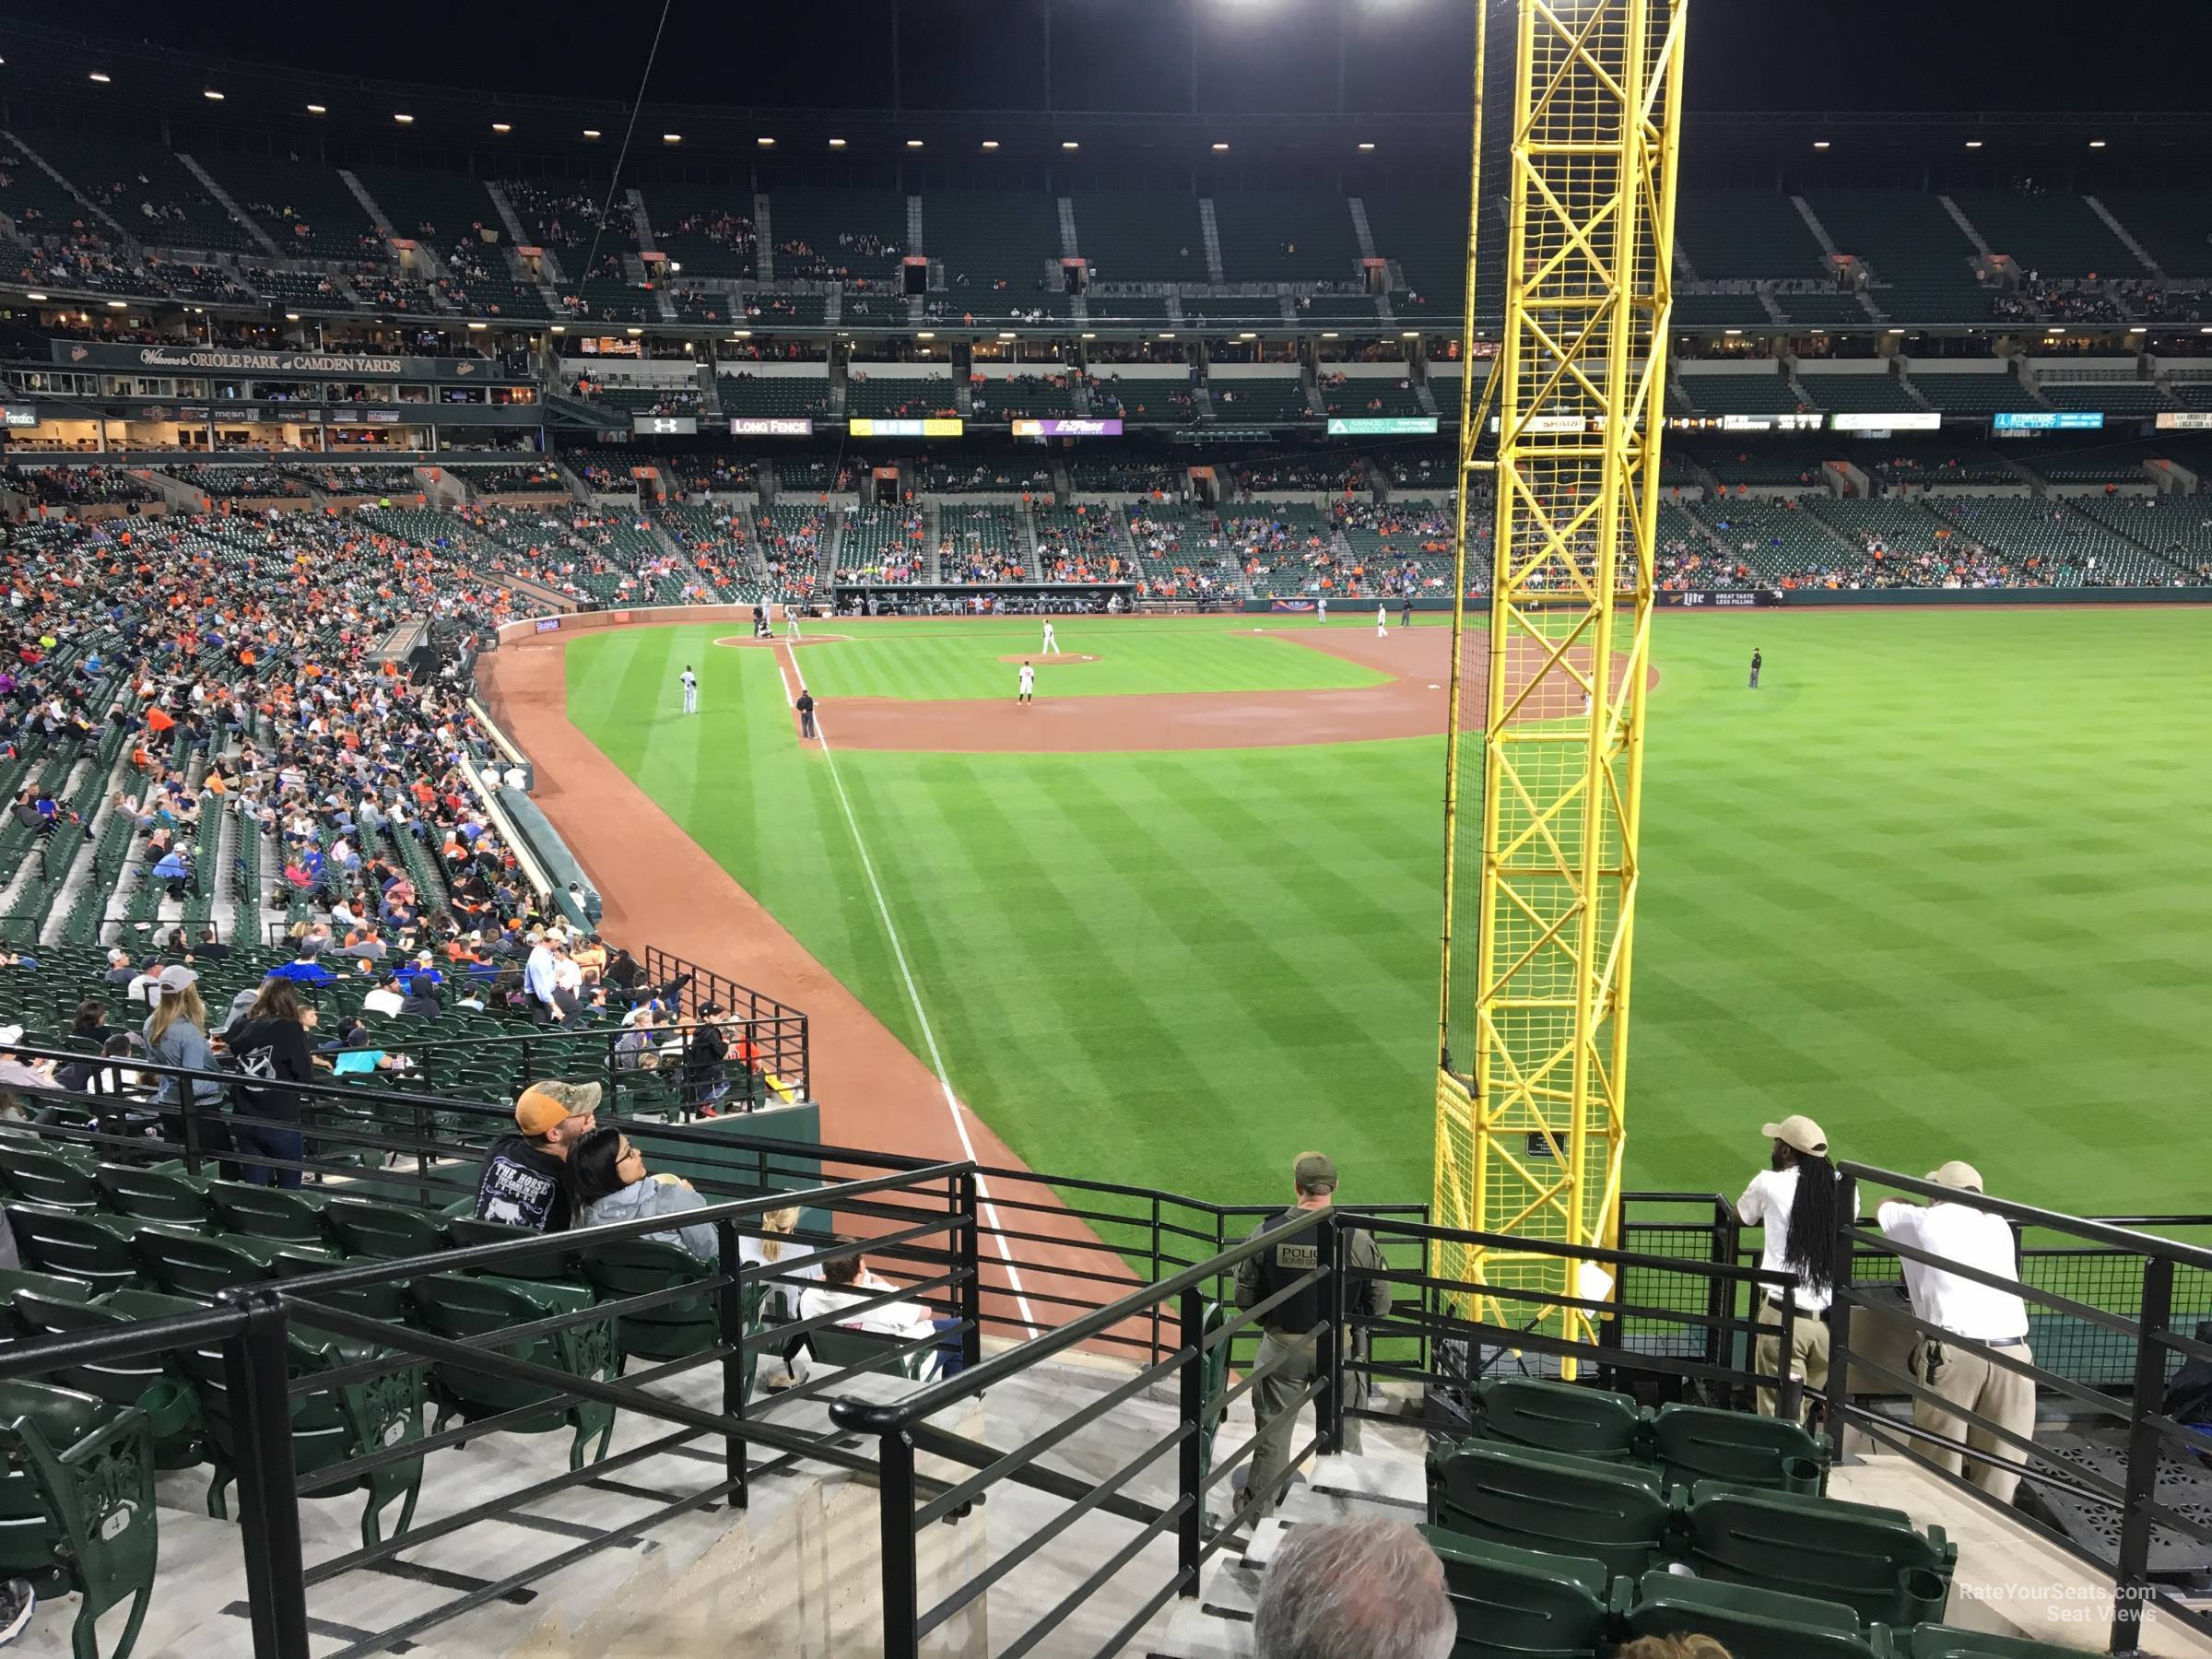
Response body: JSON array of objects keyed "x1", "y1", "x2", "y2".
[{"x1": 566, "y1": 609, "x2": 2212, "y2": 1219}]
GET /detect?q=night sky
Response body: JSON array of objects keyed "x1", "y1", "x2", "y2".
[{"x1": 53, "y1": 0, "x2": 2212, "y2": 117}]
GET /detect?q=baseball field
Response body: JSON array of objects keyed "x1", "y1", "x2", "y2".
[{"x1": 551, "y1": 606, "x2": 2212, "y2": 1219}]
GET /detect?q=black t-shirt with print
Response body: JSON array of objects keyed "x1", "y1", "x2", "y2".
[{"x1": 472, "y1": 1135, "x2": 571, "y2": 1232}]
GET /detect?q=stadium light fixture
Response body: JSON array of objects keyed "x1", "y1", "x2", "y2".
[
  {"x1": 2128, "y1": 325, "x2": 2147, "y2": 334},
  {"x1": 1964, "y1": 139, "x2": 1983, "y2": 148},
  {"x1": 1358, "y1": 141, "x2": 1375, "y2": 151},
  {"x1": 307, "y1": 104, "x2": 326, "y2": 114},
  {"x1": 394, "y1": 113, "x2": 415, "y2": 124},
  {"x1": 24, "y1": 293, "x2": 45, "y2": 301},
  {"x1": 906, "y1": 139, "x2": 924, "y2": 148},
  {"x1": 2200, "y1": 325, "x2": 2212, "y2": 335},
  {"x1": 1062, "y1": 141, "x2": 1079, "y2": 150},
  {"x1": 1212, "y1": 142, "x2": 1230, "y2": 151},
  {"x1": 468, "y1": 321, "x2": 488, "y2": 330},
  {"x1": 492, "y1": 123, "x2": 512, "y2": 134},
  {"x1": 1321, "y1": 331, "x2": 1339, "y2": 338},
  {"x1": 732, "y1": 330, "x2": 750, "y2": 338},
  {"x1": 106, "y1": 300, "x2": 126, "y2": 309},
  {"x1": 1888, "y1": 327, "x2": 1904, "y2": 335},
  {"x1": 550, "y1": 324, "x2": 566, "y2": 334},
  {"x1": 1159, "y1": 332, "x2": 1176, "y2": 339},
  {"x1": 998, "y1": 331, "x2": 1018, "y2": 339},
  {"x1": 663, "y1": 134, "x2": 682, "y2": 144},
  {"x1": 917, "y1": 331, "x2": 935, "y2": 339},
  {"x1": 1812, "y1": 140, "x2": 1830, "y2": 149},
  {"x1": 981, "y1": 140, "x2": 1000, "y2": 150},
  {"x1": 2088, "y1": 139, "x2": 2107, "y2": 148},
  {"x1": 583, "y1": 129, "x2": 602, "y2": 140},
  {"x1": 1401, "y1": 330, "x2": 1419, "y2": 338},
  {"x1": 203, "y1": 89, "x2": 224, "y2": 101},
  {"x1": 285, "y1": 312, "x2": 300, "y2": 321},
  {"x1": 88, "y1": 72, "x2": 112, "y2": 84},
  {"x1": 829, "y1": 137, "x2": 847, "y2": 147},
  {"x1": 1238, "y1": 331, "x2": 1256, "y2": 339},
  {"x1": 1724, "y1": 328, "x2": 1742, "y2": 335},
  {"x1": 758, "y1": 136, "x2": 775, "y2": 147},
  {"x1": 627, "y1": 326, "x2": 644, "y2": 335}
]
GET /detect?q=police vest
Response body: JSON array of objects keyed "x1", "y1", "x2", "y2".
[{"x1": 1253, "y1": 1208, "x2": 1335, "y2": 1338}]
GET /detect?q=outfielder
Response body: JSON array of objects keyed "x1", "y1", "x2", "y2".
[{"x1": 679, "y1": 665, "x2": 698, "y2": 714}]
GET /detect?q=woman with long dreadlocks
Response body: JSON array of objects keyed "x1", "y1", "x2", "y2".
[{"x1": 1735, "y1": 1113, "x2": 1841, "y2": 1423}]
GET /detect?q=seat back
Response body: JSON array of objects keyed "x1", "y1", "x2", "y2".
[
  {"x1": 1907, "y1": 1625, "x2": 2083, "y2": 1659},
  {"x1": 134, "y1": 1228, "x2": 280, "y2": 1300},
  {"x1": 1649, "y1": 1401, "x2": 1830, "y2": 1493},
  {"x1": 579, "y1": 1238, "x2": 718, "y2": 1363},
  {"x1": 1615, "y1": 1571, "x2": 1877, "y2": 1659},
  {"x1": 0, "y1": 1145, "x2": 101, "y2": 1210},
  {"x1": 1419, "y1": 1524, "x2": 1608, "y2": 1659},
  {"x1": 0, "y1": 1267, "x2": 90, "y2": 1335},
  {"x1": 1681, "y1": 1485, "x2": 1955, "y2": 1627},
  {"x1": 411, "y1": 1273, "x2": 618, "y2": 1429},
  {"x1": 3, "y1": 1203, "x2": 139, "y2": 1292},
  {"x1": 808, "y1": 1323, "x2": 936, "y2": 1382},
  {"x1": 324, "y1": 1195, "x2": 449, "y2": 1259},
  {"x1": 445, "y1": 1215, "x2": 578, "y2": 1281},
  {"x1": 1430, "y1": 1441, "x2": 1670, "y2": 1580},
  {"x1": 1473, "y1": 1376, "x2": 1644, "y2": 1460},
  {"x1": 206, "y1": 1179, "x2": 330, "y2": 1242},
  {"x1": 96, "y1": 1161, "x2": 212, "y2": 1225},
  {"x1": 11, "y1": 1291, "x2": 205, "y2": 1468}
]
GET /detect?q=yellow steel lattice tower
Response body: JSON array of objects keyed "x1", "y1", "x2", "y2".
[{"x1": 1436, "y1": 0, "x2": 1687, "y2": 1345}]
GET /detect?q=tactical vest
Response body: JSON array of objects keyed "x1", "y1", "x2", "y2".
[{"x1": 1253, "y1": 1208, "x2": 1335, "y2": 1338}]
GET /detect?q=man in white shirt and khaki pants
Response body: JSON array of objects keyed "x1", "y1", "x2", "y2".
[{"x1": 1877, "y1": 1161, "x2": 2035, "y2": 1503}]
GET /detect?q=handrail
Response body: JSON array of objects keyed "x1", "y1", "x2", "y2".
[
  {"x1": 1838, "y1": 1160, "x2": 2212, "y2": 1270},
  {"x1": 830, "y1": 1205, "x2": 1332, "y2": 1432}
]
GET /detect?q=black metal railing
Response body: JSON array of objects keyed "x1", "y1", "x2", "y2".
[
  {"x1": 641, "y1": 943, "x2": 809, "y2": 1094},
  {"x1": 1826, "y1": 1164, "x2": 2212, "y2": 1655}
]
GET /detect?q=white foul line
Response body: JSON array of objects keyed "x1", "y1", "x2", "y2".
[{"x1": 778, "y1": 641, "x2": 1041, "y2": 1335}]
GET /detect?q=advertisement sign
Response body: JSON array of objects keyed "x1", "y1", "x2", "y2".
[
  {"x1": 1010, "y1": 418, "x2": 1125, "y2": 437},
  {"x1": 1994, "y1": 411, "x2": 2104, "y2": 432},
  {"x1": 1829, "y1": 411, "x2": 1942, "y2": 432},
  {"x1": 728, "y1": 417, "x2": 815, "y2": 436},
  {"x1": 632, "y1": 416, "x2": 698, "y2": 436},
  {"x1": 1723, "y1": 412, "x2": 1823, "y2": 432},
  {"x1": 849, "y1": 417, "x2": 964, "y2": 438},
  {"x1": 1, "y1": 407, "x2": 40, "y2": 428},
  {"x1": 1659, "y1": 589, "x2": 1787, "y2": 608},
  {"x1": 535, "y1": 617, "x2": 562, "y2": 633},
  {"x1": 1326, "y1": 416, "x2": 1439, "y2": 436},
  {"x1": 49, "y1": 340, "x2": 505, "y2": 382},
  {"x1": 2154, "y1": 410, "x2": 2212, "y2": 430}
]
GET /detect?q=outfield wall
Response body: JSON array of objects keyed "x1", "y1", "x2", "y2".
[{"x1": 1242, "y1": 588, "x2": 2212, "y2": 613}]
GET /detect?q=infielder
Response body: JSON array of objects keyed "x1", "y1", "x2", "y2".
[
  {"x1": 679, "y1": 665, "x2": 698, "y2": 714},
  {"x1": 786, "y1": 602, "x2": 802, "y2": 641},
  {"x1": 1317, "y1": 595, "x2": 1328, "y2": 626},
  {"x1": 1018, "y1": 661, "x2": 1036, "y2": 705},
  {"x1": 1041, "y1": 619, "x2": 1062, "y2": 654},
  {"x1": 1375, "y1": 602, "x2": 1387, "y2": 638}
]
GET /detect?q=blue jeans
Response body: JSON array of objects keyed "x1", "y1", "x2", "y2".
[
  {"x1": 230, "y1": 1122, "x2": 304, "y2": 1189},
  {"x1": 931, "y1": 1317, "x2": 967, "y2": 1376}
]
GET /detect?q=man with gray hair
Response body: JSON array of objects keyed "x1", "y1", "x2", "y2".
[{"x1": 1253, "y1": 1518, "x2": 1455, "y2": 1659}]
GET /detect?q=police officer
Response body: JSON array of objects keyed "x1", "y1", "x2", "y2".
[{"x1": 1234, "y1": 1152, "x2": 1393, "y2": 1517}]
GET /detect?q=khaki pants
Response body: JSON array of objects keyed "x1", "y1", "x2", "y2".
[
  {"x1": 1245, "y1": 1328, "x2": 1362, "y2": 1516},
  {"x1": 1910, "y1": 1336, "x2": 2036, "y2": 1503},
  {"x1": 1755, "y1": 1295, "x2": 1830, "y2": 1422}
]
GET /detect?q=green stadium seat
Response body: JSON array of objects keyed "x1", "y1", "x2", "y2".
[
  {"x1": 1418, "y1": 1524, "x2": 1609, "y2": 1659},
  {"x1": 1611, "y1": 1571, "x2": 1879, "y2": 1659},
  {"x1": 806, "y1": 1324, "x2": 939, "y2": 1383},
  {"x1": 204, "y1": 1180, "x2": 331, "y2": 1244},
  {"x1": 10, "y1": 1291, "x2": 206, "y2": 1471},
  {"x1": 94, "y1": 1163, "x2": 212, "y2": 1227},
  {"x1": 1648, "y1": 1402, "x2": 1830, "y2": 1494},
  {"x1": 579, "y1": 1238, "x2": 723, "y2": 1366},
  {"x1": 1678, "y1": 1483, "x2": 1954, "y2": 1628},
  {"x1": 323, "y1": 1194, "x2": 451, "y2": 1259},
  {"x1": 444, "y1": 1215, "x2": 581, "y2": 1282},
  {"x1": 1470, "y1": 1376, "x2": 1643, "y2": 1460},
  {"x1": 143, "y1": 1288, "x2": 426, "y2": 1546},
  {"x1": 1428, "y1": 1441, "x2": 1672, "y2": 1580},
  {"x1": 0, "y1": 1144, "x2": 103, "y2": 1211},
  {"x1": 133, "y1": 1228, "x2": 338, "y2": 1301},
  {"x1": 410, "y1": 1273, "x2": 618, "y2": 1470},
  {"x1": 0, "y1": 1378, "x2": 159, "y2": 1659},
  {"x1": 5, "y1": 1204, "x2": 140, "y2": 1293},
  {"x1": 0, "y1": 1266, "x2": 92, "y2": 1335}
]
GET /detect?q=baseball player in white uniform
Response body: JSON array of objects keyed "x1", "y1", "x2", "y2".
[
  {"x1": 1018, "y1": 661, "x2": 1036, "y2": 704},
  {"x1": 1317, "y1": 595, "x2": 1328, "y2": 626},
  {"x1": 679, "y1": 665, "x2": 698, "y2": 714},
  {"x1": 785, "y1": 602, "x2": 801, "y2": 641},
  {"x1": 1375, "y1": 603, "x2": 1387, "y2": 638},
  {"x1": 1041, "y1": 619, "x2": 1061, "y2": 654}
]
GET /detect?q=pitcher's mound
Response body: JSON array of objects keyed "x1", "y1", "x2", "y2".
[{"x1": 996, "y1": 653, "x2": 1100, "y2": 665}]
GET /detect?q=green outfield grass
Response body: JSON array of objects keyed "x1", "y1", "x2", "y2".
[
  {"x1": 564, "y1": 609, "x2": 2212, "y2": 1220},
  {"x1": 792, "y1": 616, "x2": 1389, "y2": 700}
]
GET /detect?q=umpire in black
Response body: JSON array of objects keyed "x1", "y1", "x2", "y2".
[{"x1": 1234, "y1": 1151, "x2": 1393, "y2": 1516}]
